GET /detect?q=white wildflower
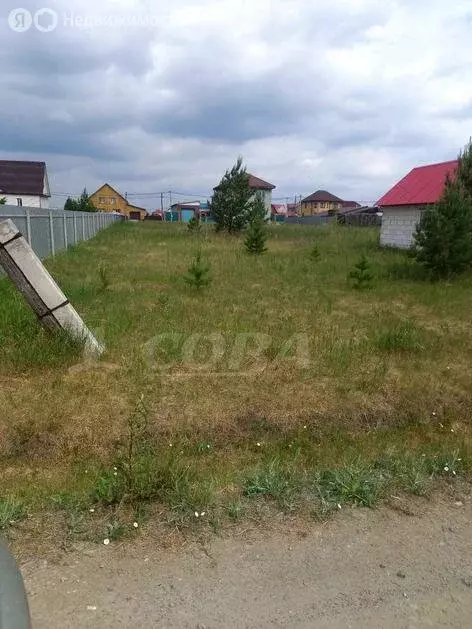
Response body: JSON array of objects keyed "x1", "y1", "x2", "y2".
[
  {"x1": 337, "y1": 504, "x2": 342, "y2": 510},
  {"x1": 444, "y1": 466, "x2": 449, "y2": 472},
  {"x1": 194, "y1": 511, "x2": 199, "y2": 518},
  {"x1": 257, "y1": 442, "x2": 261, "y2": 447},
  {"x1": 103, "y1": 538, "x2": 110, "y2": 546},
  {"x1": 200, "y1": 512, "x2": 206, "y2": 517},
  {"x1": 89, "y1": 508, "x2": 95, "y2": 513},
  {"x1": 87, "y1": 606, "x2": 97, "y2": 611},
  {"x1": 133, "y1": 522, "x2": 139, "y2": 528}
]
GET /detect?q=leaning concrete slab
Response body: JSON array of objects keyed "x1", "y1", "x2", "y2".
[{"x1": 0, "y1": 219, "x2": 104, "y2": 357}]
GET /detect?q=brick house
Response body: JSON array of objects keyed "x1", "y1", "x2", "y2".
[
  {"x1": 377, "y1": 160, "x2": 458, "y2": 248},
  {"x1": 300, "y1": 190, "x2": 343, "y2": 216}
]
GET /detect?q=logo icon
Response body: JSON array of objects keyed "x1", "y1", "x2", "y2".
[
  {"x1": 8, "y1": 8, "x2": 33, "y2": 32},
  {"x1": 34, "y1": 8, "x2": 58, "y2": 32}
]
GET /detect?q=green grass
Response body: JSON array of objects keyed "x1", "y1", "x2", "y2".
[
  {"x1": 1, "y1": 221, "x2": 472, "y2": 544},
  {"x1": 0, "y1": 498, "x2": 26, "y2": 530}
]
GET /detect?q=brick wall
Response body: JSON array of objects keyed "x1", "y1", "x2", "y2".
[{"x1": 380, "y1": 206, "x2": 424, "y2": 248}]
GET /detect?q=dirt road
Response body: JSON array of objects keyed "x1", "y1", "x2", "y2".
[{"x1": 23, "y1": 495, "x2": 472, "y2": 628}]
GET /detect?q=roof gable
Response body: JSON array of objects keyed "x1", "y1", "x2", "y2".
[
  {"x1": 302, "y1": 190, "x2": 344, "y2": 203},
  {"x1": 377, "y1": 160, "x2": 458, "y2": 207},
  {"x1": 90, "y1": 183, "x2": 127, "y2": 203},
  {"x1": 247, "y1": 174, "x2": 276, "y2": 190},
  {"x1": 0, "y1": 160, "x2": 48, "y2": 196}
]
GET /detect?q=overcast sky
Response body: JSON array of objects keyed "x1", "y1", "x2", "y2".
[{"x1": 1, "y1": 0, "x2": 472, "y2": 210}]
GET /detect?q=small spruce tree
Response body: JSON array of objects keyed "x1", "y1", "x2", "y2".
[
  {"x1": 310, "y1": 244, "x2": 321, "y2": 262},
  {"x1": 211, "y1": 157, "x2": 253, "y2": 233},
  {"x1": 78, "y1": 188, "x2": 97, "y2": 212},
  {"x1": 250, "y1": 192, "x2": 268, "y2": 222},
  {"x1": 348, "y1": 255, "x2": 374, "y2": 289},
  {"x1": 187, "y1": 214, "x2": 201, "y2": 233},
  {"x1": 0, "y1": 197, "x2": 6, "y2": 205},
  {"x1": 64, "y1": 197, "x2": 77, "y2": 211},
  {"x1": 414, "y1": 181, "x2": 472, "y2": 278},
  {"x1": 245, "y1": 216, "x2": 268, "y2": 255},
  {"x1": 184, "y1": 252, "x2": 211, "y2": 290}
]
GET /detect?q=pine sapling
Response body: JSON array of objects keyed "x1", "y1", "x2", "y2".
[
  {"x1": 245, "y1": 217, "x2": 268, "y2": 255},
  {"x1": 184, "y1": 251, "x2": 211, "y2": 290},
  {"x1": 310, "y1": 244, "x2": 321, "y2": 262},
  {"x1": 187, "y1": 215, "x2": 201, "y2": 233},
  {"x1": 348, "y1": 255, "x2": 374, "y2": 289}
]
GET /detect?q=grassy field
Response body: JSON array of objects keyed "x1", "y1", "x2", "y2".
[{"x1": 1, "y1": 221, "x2": 472, "y2": 544}]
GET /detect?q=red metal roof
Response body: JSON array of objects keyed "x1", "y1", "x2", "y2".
[{"x1": 377, "y1": 160, "x2": 458, "y2": 207}]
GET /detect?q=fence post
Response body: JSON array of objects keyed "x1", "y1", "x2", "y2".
[
  {"x1": 25, "y1": 208, "x2": 32, "y2": 246},
  {"x1": 63, "y1": 213, "x2": 68, "y2": 249},
  {"x1": 73, "y1": 213, "x2": 78, "y2": 244},
  {"x1": 0, "y1": 219, "x2": 104, "y2": 356},
  {"x1": 48, "y1": 211, "x2": 55, "y2": 257},
  {"x1": 82, "y1": 213, "x2": 86, "y2": 240}
]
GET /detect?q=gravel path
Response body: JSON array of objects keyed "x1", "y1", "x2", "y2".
[{"x1": 23, "y1": 495, "x2": 472, "y2": 628}]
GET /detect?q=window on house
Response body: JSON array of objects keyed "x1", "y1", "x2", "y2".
[
  {"x1": 17, "y1": 198, "x2": 23, "y2": 207},
  {"x1": 320, "y1": 202, "x2": 326, "y2": 209}
]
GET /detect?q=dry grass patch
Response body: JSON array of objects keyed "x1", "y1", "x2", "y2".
[{"x1": 1, "y1": 222, "x2": 472, "y2": 545}]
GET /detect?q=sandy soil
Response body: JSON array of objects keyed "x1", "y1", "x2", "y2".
[{"x1": 22, "y1": 494, "x2": 472, "y2": 628}]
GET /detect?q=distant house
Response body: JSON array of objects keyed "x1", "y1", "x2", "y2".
[
  {"x1": 301, "y1": 190, "x2": 343, "y2": 216},
  {"x1": 248, "y1": 174, "x2": 276, "y2": 219},
  {"x1": 341, "y1": 201, "x2": 361, "y2": 210},
  {"x1": 89, "y1": 183, "x2": 147, "y2": 221},
  {"x1": 0, "y1": 160, "x2": 51, "y2": 208},
  {"x1": 167, "y1": 203, "x2": 200, "y2": 223},
  {"x1": 286, "y1": 202, "x2": 300, "y2": 217},
  {"x1": 213, "y1": 173, "x2": 276, "y2": 220},
  {"x1": 377, "y1": 160, "x2": 458, "y2": 248}
]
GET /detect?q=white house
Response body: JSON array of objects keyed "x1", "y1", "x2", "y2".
[
  {"x1": 0, "y1": 160, "x2": 51, "y2": 208},
  {"x1": 213, "y1": 172, "x2": 276, "y2": 220},
  {"x1": 378, "y1": 160, "x2": 458, "y2": 248},
  {"x1": 247, "y1": 174, "x2": 276, "y2": 219}
]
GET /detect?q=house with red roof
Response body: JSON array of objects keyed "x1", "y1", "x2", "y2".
[{"x1": 377, "y1": 160, "x2": 458, "y2": 248}]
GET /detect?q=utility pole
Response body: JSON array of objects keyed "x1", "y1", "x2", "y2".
[{"x1": 160, "y1": 192, "x2": 164, "y2": 220}]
